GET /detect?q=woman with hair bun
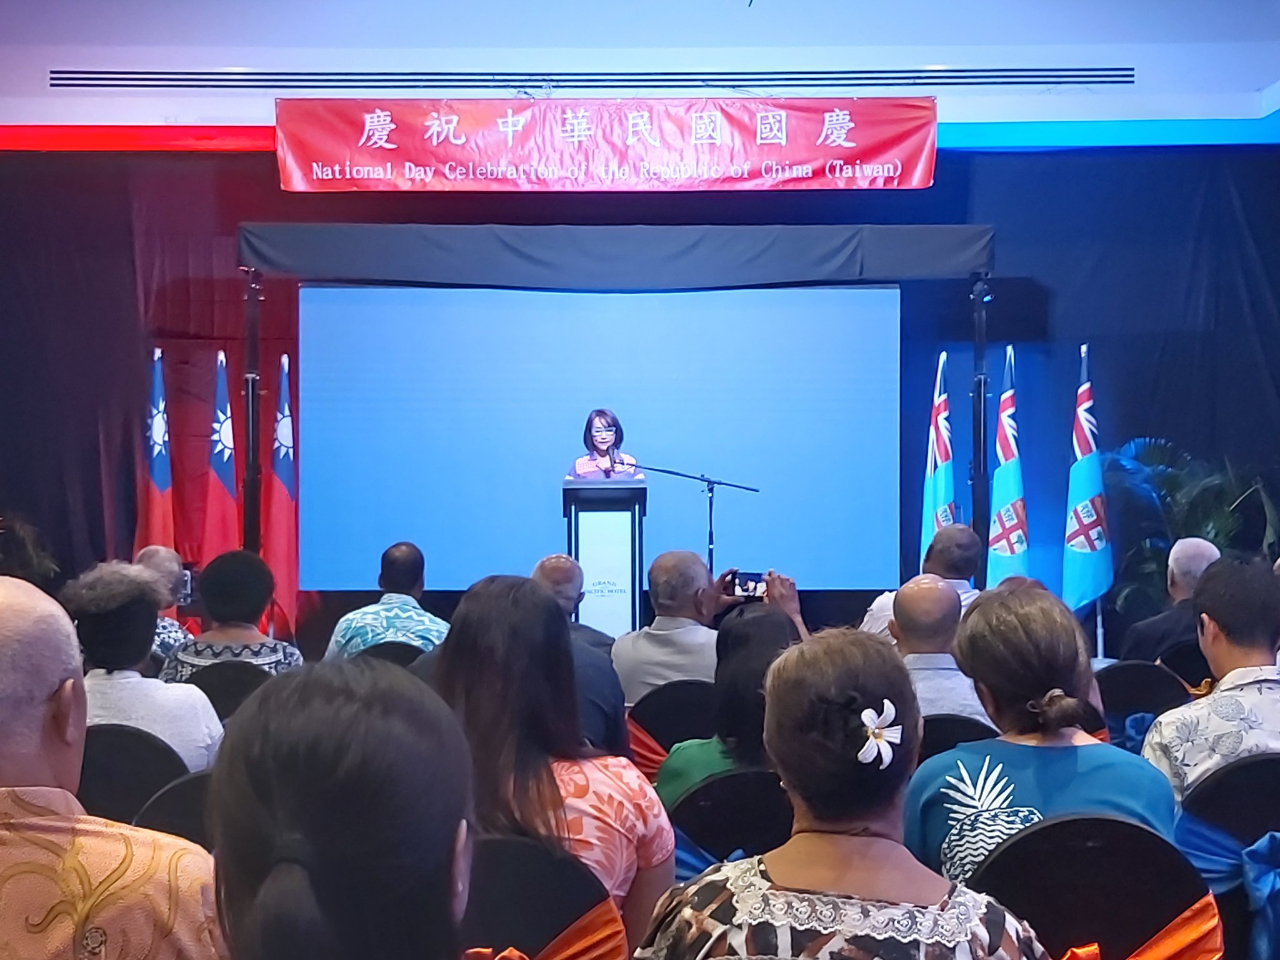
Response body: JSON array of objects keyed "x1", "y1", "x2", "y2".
[
  {"x1": 209, "y1": 659, "x2": 474, "y2": 960},
  {"x1": 905, "y1": 584, "x2": 1176, "y2": 882},
  {"x1": 639, "y1": 629, "x2": 1048, "y2": 960}
]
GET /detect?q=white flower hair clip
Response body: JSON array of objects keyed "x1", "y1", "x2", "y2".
[{"x1": 856, "y1": 698, "x2": 903, "y2": 770}]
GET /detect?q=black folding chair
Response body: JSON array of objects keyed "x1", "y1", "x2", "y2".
[
  {"x1": 133, "y1": 771, "x2": 212, "y2": 850},
  {"x1": 461, "y1": 835, "x2": 613, "y2": 958},
  {"x1": 1184, "y1": 754, "x2": 1280, "y2": 960},
  {"x1": 670, "y1": 769, "x2": 793, "y2": 860},
  {"x1": 920, "y1": 714, "x2": 998, "y2": 762},
  {"x1": 630, "y1": 679, "x2": 716, "y2": 751},
  {"x1": 78, "y1": 724, "x2": 189, "y2": 825},
  {"x1": 1095, "y1": 661, "x2": 1190, "y2": 719},
  {"x1": 1159, "y1": 641, "x2": 1213, "y2": 688},
  {"x1": 968, "y1": 815, "x2": 1213, "y2": 960},
  {"x1": 356, "y1": 641, "x2": 426, "y2": 667},
  {"x1": 186, "y1": 660, "x2": 271, "y2": 722}
]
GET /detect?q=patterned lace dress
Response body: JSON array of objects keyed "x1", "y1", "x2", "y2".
[{"x1": 637, "y1": 857, "x2": 1048, "y2": 960}]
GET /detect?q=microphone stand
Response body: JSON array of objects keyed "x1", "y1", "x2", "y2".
[{"x1": 625, "y1": 459, "x2": 759, "y2": 572}]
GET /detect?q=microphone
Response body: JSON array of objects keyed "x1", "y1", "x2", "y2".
[{"x1": 607, "y1": 445, "x2": 619, "y2": 474}]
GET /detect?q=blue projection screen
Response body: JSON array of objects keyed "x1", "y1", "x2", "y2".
[{"x1": 299, "y1": 285, "x2": 900, "y2": 591}]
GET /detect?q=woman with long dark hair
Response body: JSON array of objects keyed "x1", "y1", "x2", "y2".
[
  {"x1": 436, "y1": 575, "x2": 674, "y2": 947},
  {"x1": 655, "y1": 604, "x2": 800, "y2": 807},
  {"x1": 209, "y1": 660, "x2": 474, "y2": 960},
  {"x1": 567, "y1": 408, "x2": 644, "y2": 480}
]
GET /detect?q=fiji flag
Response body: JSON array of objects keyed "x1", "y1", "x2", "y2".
[
  {"x1": 135, "y1": 348, "x2": 175, "y2": 553},
  {"x1": 1062, "y1": 344, "x2": 1113, "y2": 610},
  {"x1": 264, "y1": 354, "x2": 298, "y2": 636},
  {"x1": 199, "y1": 350, "x2": 240, "y2": 567},
  {"x1": 921, "y1": 351, "x2": 958, "y2": 568},
  {"x1": 988, "y1": 346, "x2": 1030, "y2": 584}
]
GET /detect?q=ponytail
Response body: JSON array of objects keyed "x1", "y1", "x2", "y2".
[{"x1": 233, "y1": 860, "x2": 340, "y2": 960}]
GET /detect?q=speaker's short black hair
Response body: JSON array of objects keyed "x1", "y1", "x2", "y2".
[
  {"x1": 582, "y1": 409, "x2": 623, "y2": 454},
  {"x1": 1194, "y1": 557, "x2": 1280, "y2": 651},
  {"x1": 201, "y1": 550, "x2": 275, "y2": 625}
]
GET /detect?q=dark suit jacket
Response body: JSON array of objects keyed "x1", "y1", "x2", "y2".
[
  {"x1": 410, "y1": 637, "x2": 630, "y2": 758},
  {"x1": 1122, "y1": 600, "x2": 1199, "y2": 663}
]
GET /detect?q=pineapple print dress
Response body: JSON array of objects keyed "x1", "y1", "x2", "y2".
[{"x1": 904, "y1": 739, "x2": 1177, "y2": 882}]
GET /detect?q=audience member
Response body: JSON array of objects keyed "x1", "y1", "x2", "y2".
[
  {"x1": 531, "y1": 554, "x2": 629, "y2": 755},
  {"x1": 62, "y1": 561, "x2": 223, "y2": 771},
  {"x1": 861, "y1": 525, "x2": 982, "y2": 638},
  {"x1": 135, "y1": 543, "x2": 196, "y2": 659},
  {"x1": 161, "y1": 551, "x2": 303, "y2": 682},
  {"x1": 655, "y1": 604, "x2": 799, "y2": 807},
  {"x1": 1122, "y1": 538, "x2": 1221, "y2": 662},
  {"x1": 890, "y1": 575, "x2": 988, "y2": 724},
  {"x1": 0, "y1": 577, "x2": 223, "y2": 959},
  {"x1": 1142, "y1": 557, "x2": 1280, "y2": 801},
  {"x1": 906, "y1": 585, "x2": 1175, "y2": 882},
  {"x1": 209, "y1": 659, "x2": 472, "y2": 960},
  {"x1": 533, "y1": 553, "x2": 615, "y2": 653},
  {"x1": 434, "y1": 576, "x2": 674, "y2": 947},
  {"x1": 639, "y1": 630, "x2": 1048, "y2": 960},
  {"x1": 612, "y1": 551, "x2": 740, "y2": 706},
  {"x1": 325, "y1": 542, "x2": 449, "y2": 659}
]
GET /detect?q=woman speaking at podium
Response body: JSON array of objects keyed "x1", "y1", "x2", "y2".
[{"x1": 567, "y1": 408, "x2": 645, "y2": 481}]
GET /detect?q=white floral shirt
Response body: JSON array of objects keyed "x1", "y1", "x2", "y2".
[{"x1": 1142, "y1": 665, "x2": 1280, "y2": 802}]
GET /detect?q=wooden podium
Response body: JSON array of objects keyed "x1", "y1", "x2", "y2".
[{"x1": 563, "y1": 480, "x2": 647, "y2": 637}]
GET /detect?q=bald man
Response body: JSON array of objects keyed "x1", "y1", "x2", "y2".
[
  {"x1": 532, "y1": 554, "x2": 615, "y2": 654},
  {"x1": 860, "y1": 525, "x2": 983, "y2": 638},
  {"x1": 326, "y1": 541, "x2": 450, "y2": 659},
  {"x1": 612, "y1": 550, "x2": 741, "y2": 706},
  {"x1": 890, "y1": 575, "x2": 989, "y2": 724},
  {"x1": 0, "y1": 577, "x2": 224, "y2": 959},
  {"x1": 1123, "y1": 537, "x2": 1222, "y2": 665},
  {"x1": 134, "y1": 543, "x2": 196, "y2": 660},
  {"x1": 531, "y1": 555, "x2": 629, "y2": 756}
]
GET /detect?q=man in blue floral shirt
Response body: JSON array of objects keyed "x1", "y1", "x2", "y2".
[
  {"x1": 325, "y1": 542, "x2": 449, "y2": 659},
  {"x1": 1142, "y1": 557, "x2": 1280, "y2": 802}
]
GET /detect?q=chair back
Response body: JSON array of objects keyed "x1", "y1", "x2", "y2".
[
  {"x1": 1095, "y1": 661, "x2": 1190, "y2": 718},
  {"x1": 968, "y1": 815, "x2": 1212, "y2": 960},
  {"x1": 356, "y1": 641, "x2": 427, "y2": 667},
  {"x1": 670, "y1": 769, "x2": 792, "y2": 860},
  {"x1": 78, "y1": 724, "x2": 189, "y2": 824},
  {"x1": 186, "y1": 660, "x2": 271, "y2": 721},
  {"x1": 1184, "y1": 754, "x2": 1280, "y2": 960},
  {"x1": 461, "y1": 835, "x2": 614, "y2": 959},
  {"x1": 133, "y1": 771, "x2": 212, "y2": 850},
  {"x1": 1159, "y1": 641, "x2": 1213, "y2": 688},
  {"x1": 630, "y1": 679, "x2": 716, "y2": 751},
  {"x1": 920, "y1": 714, "x2": 998, "y2": 762}
]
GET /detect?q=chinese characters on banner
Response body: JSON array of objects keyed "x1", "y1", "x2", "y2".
[{"x1": 275, "y1": 97, "x2": 936, "y2": 192}]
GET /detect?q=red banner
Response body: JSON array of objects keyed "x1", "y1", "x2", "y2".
[{"x1": 275, "y1": 97, "x2": 935, "y2": 193}]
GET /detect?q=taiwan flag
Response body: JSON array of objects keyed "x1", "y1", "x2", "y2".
[
  {"x1": 1062, "y1": 344, "x2": 1113, "y2": 610},
  {"x1": 921, "y1": 351, "x2": 958, "y2": 568},
  {"x1": 264, "y1": 354, "x2": 298, "y2": 637},
  {"x1": 987, "y1": 346, "x2": 1030, "y2": 585},
  {"x1": 135, "y1": 348, "x2": 175, "y2": 553},
  {"x1": 199, "y1": 350, "x2": 240, "y2": 567}
]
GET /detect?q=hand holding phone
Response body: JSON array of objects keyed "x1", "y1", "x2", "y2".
[{"x1": 733, "y1": 571, "x2": 767, "y2": 598}]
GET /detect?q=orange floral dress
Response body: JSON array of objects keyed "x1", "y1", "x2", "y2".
[{"x1": 553, "y1": 755, "x2": 675, "y2": 903}]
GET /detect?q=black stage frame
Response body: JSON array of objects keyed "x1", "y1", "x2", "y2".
[{"x1": 237, "y1": 222, "x2": 997, "y2": 583}]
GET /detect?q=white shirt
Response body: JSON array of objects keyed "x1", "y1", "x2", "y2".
[
  {"x1": 1142, "y1": 664, "x2": 1280, "y2": 803},
  {"x1": 612, "y1": 616, "x2": 717, "y2": 707},
  {"x1": 902, "y1": 652, "x2": 991, "y2": 725},
  {"x1": 84, "y1": 669, "x2": 224, "y2": 773},
  {"x1": 859, "y1": 579, "x2": 980, "y2": 638}
]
